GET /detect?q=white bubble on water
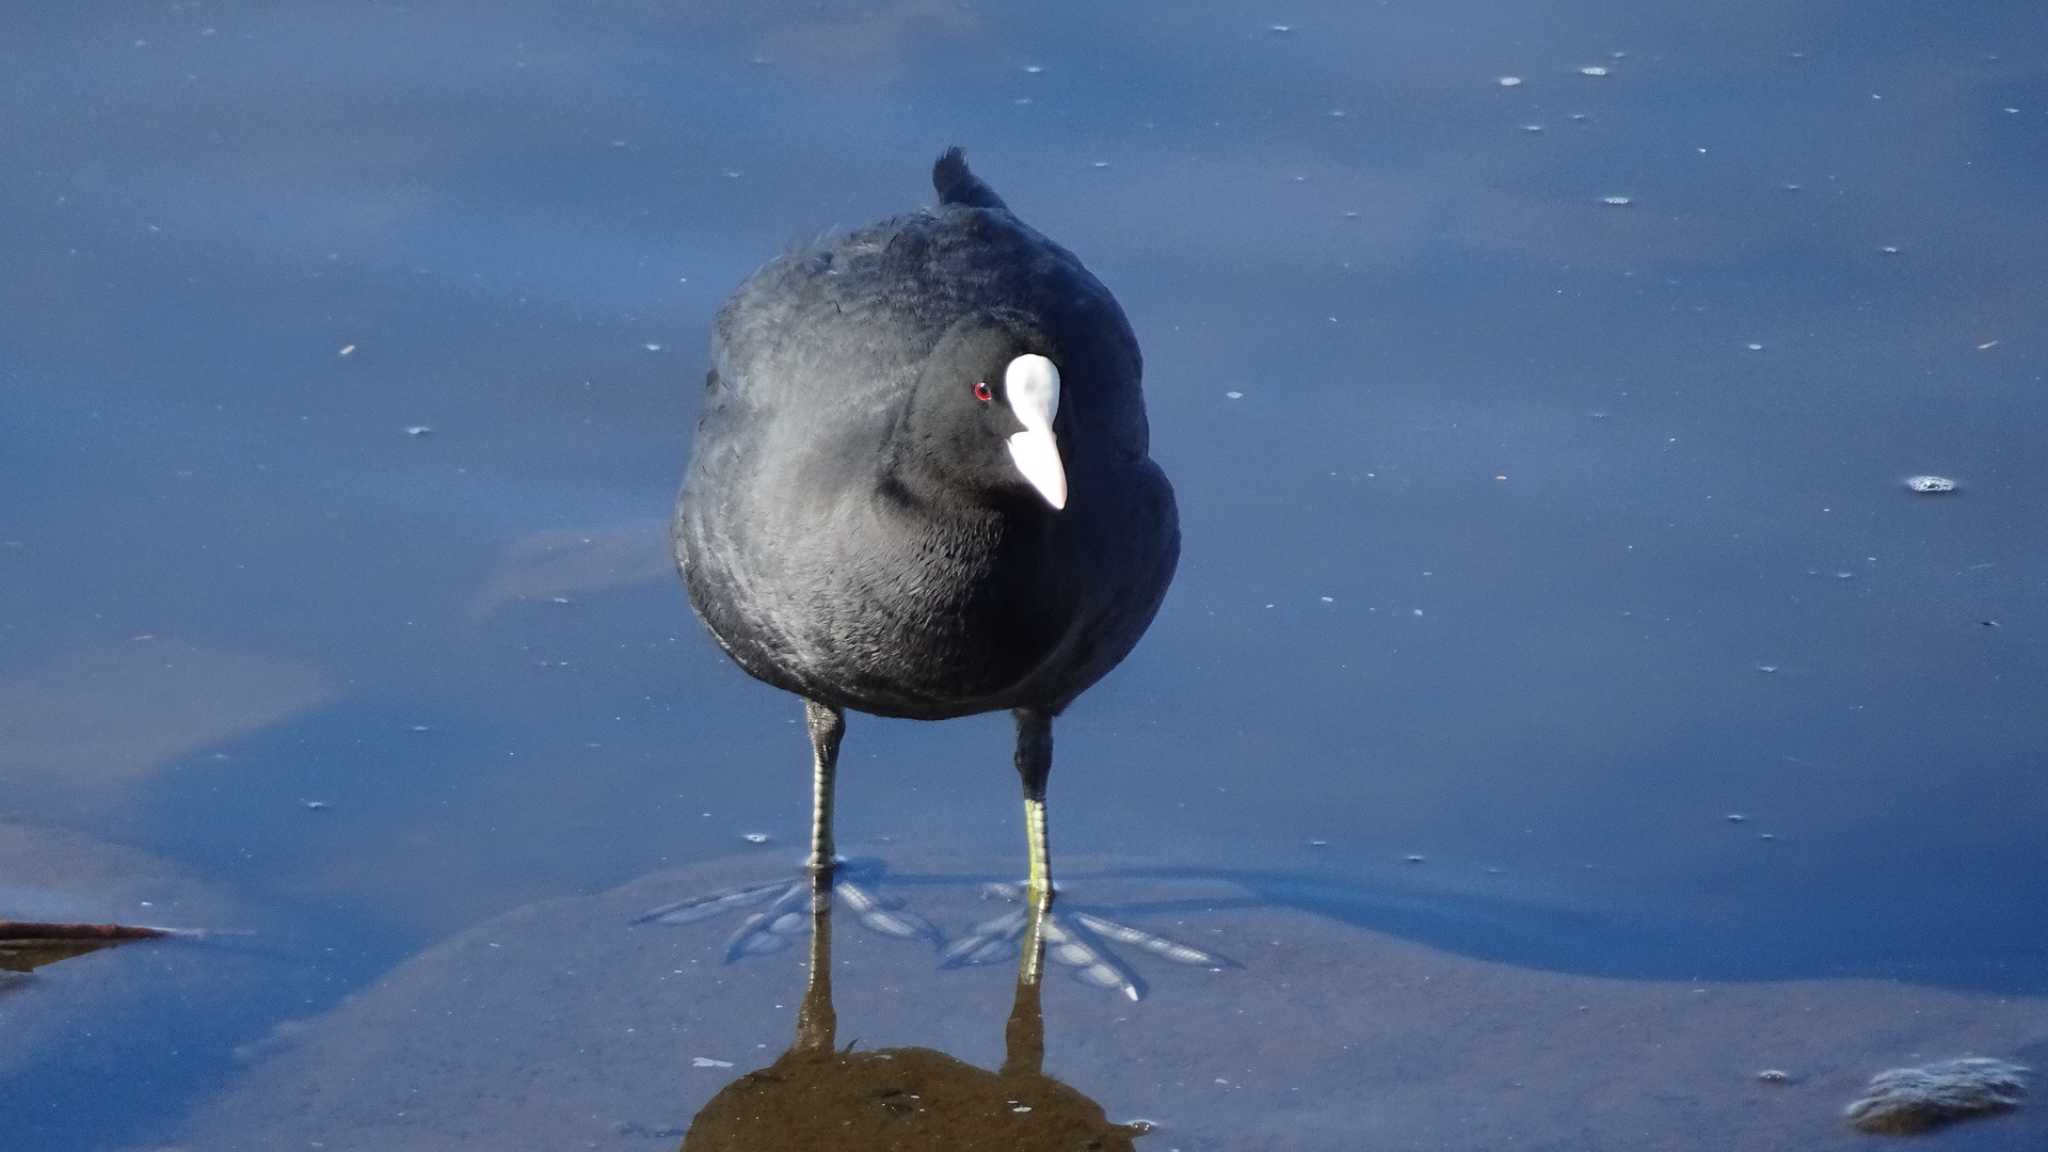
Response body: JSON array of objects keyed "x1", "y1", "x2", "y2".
[
  {"x1": 1746, "y1": 342, "x2": 1765, "y2": 351},
  {"x1": 1904, "y1": 474, "x2": 1956, "y2": 494},
  {"x1": 1580, "y1": 65, "x2": 1610, "y2": 77},
  {"x1": 1497, "y1": 75, "x2": 1523, "y2": 87},
  {"x1": 1022, "y1": 64, "x2": 1044, "y2": 74},
  {"x1": 1520, "y1": 123, "x2": 1545, "y2": 133},
  {"x1": 1601, "y1": 195, "x2": 1632, "y2": 206}
]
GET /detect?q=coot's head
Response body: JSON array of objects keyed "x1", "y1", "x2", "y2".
[{"x1": 907, "y1": 315, "x2": 1067, "y2": 510}]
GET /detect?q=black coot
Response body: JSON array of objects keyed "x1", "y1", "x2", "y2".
[{"x1": 675, "y1": 148, "x2": 1177, "y2": 904}]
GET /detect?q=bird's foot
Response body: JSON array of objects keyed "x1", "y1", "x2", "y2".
[
  {"x1": 939, "y1": 882, "x2": 1230, "y2": 1002},
  {"x1": 633, "y1": 858, "x2": 941, "y2": 961}
]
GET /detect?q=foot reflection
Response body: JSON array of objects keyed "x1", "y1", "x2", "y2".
[
  {"x1": 943, "y1": 883, "x2": 1231, "y2": 1003},
  {"x1": 633, "y1": 858, "x2": 941, "y2": 961},
  {"x1": 636, "y1": 861, "x2": 1232, "y2": 1001},
  {"x1": 680, "y1": 889, "x2": 1150, "y2": 1151}
]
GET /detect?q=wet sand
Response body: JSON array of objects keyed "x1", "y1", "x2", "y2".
[{"x1": 136, "y1": 853, "x2": 2044, "y2": 1151}]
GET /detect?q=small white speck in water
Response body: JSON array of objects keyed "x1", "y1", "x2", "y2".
[
  {"x1": 1580, "y1": 65, "x2": 1610, "y2": 77},
  {"x1": 404, "y1": 425, "x2": 432, "y2": 438},
  {"x1": 1601, "y1": 195, "x2": 1632, "y2": 206},
  {"x1": 1904, "y1": 474, "x2": 1956, "y2": 494},
  {"x1": 692, "y1": 1057, "x2": 734, "y2": 1069},
  {"x1": 1497, "y1": 75, "x2": 1523, "y2": 87},
  {"x1": 1224, "y1": 390, "x2": 1244, "y2": 400},
  {"x1": 742, "y1": 832, "x2": 770, "y2": 845}
]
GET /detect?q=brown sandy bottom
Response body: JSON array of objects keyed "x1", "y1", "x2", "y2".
[{"x1": 151, "y1": 854, "x2": 2043, "y2": 1152}]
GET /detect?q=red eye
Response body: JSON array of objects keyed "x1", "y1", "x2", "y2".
[{"x1": 972, "y1": 381, "x2": 993, "y2": 402}]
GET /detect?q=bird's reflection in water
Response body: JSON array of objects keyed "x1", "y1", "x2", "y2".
[{"x1": 681, "y1": 886, "x2": 1149, "y2": 1151}]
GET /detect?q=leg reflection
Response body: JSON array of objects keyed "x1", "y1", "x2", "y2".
[{"x1": 682, "y1": 896, "x2": 1151, "y2": 1150}]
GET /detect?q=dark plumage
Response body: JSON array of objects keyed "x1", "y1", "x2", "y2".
[{"x1": 674, "y1": 148, "x2": 1177, "y2": 898}]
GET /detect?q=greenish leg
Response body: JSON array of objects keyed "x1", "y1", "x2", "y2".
[
  {"x1": 804, "y1": 700, "x2": 844, "y2": 881},
  {"x1": 1024, "y1": 797, "x2": 1050, "y2": 895},
  {"x1": 1014, "y1": 708, "x2": 1055, "y2": 909}
]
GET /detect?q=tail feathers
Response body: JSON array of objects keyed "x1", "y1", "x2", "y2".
[{"x1": 932, "y1": 146, "x2": 1008, "y2": 211}]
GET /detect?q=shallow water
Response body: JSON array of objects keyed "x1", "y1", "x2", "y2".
[{"x1": 3, "y1": 3, "x2": 2045, "y2": 1149}]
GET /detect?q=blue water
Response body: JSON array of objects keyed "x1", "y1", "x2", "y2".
[{"x1": 3, "y1": 3, "x2": 2045, "y2": 1149}]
